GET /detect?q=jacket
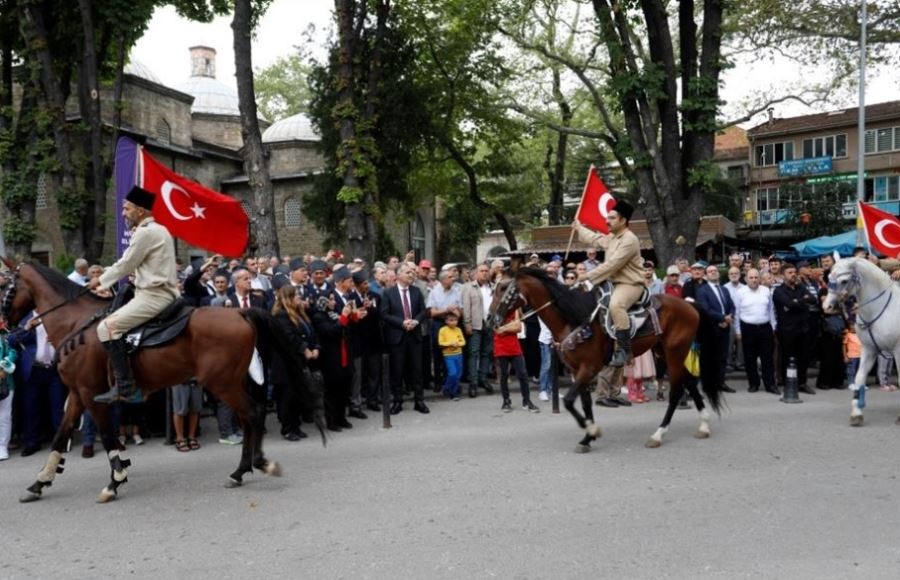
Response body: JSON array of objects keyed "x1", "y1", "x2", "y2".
[
  {"x1": 575, "y1": 225, "x2": 644, "y2": 286},
  {"x1": 380, "y1": 284, "x2": 428, "y2": 346},
  {"x1": 98, "y1": 217, "x2": 178, "y2": 295},
  {"x1": 461, "y1": 281, "x2": 492, "y2": 331},
  {"x1": 773, "y1": 282, "x2": 817, "y2": 332},
  {"x1": 696, "y1": 282, "x2": 736, "y2": 325}
]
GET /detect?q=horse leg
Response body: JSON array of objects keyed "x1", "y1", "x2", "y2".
[
  {"x1": 225, "y1": 394, "x2": 254, "y2": 488},
  {"x1": 19, "y1": 392, "x2": 83, "y2": 503},
  {"x1": 248, "y1": 387, "x2": 281, "y2": 478},
  {"x1": 850, "y1": 347, "x2": 876, "y2": 427},
  {"x1": 94, "y1": 403, "x2": 131, "y2": 503},
  {"x1": 574, "y1": 387, "x2": 601, "y2": 454},
  {"x1": 684, "y1": 377, "x2": 711, "y2": 439}
]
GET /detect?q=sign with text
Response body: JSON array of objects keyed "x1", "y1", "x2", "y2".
[{"x1": 778, "y1": 156, "x2": 832, "y2": 177}]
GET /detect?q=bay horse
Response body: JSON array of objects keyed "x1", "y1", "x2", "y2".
[
  {"x1": 490, "y1": 267, "x2": 723, "y2": 452},
  {"x1": 823, "y1": 257, "x2": 900, "y2": 427},
  {"x1": 0, "y1": 259, "x2": 324, "y2": 503}
]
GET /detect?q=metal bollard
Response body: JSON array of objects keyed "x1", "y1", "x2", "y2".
[{"x1": 780, "y1": 356, "x2": 803, "y2": 404}]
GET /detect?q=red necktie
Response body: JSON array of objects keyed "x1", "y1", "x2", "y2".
[
  {"x1": 242, "y1": 295, "x2": 249, "y2": 309},
  {"x1": 402, "y1": 288, "x2": 412, "y2": 319}
]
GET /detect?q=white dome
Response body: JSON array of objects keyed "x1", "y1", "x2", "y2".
[
  {"x1": 175, "y1": 76, "x2": 242, "y2": 116},
  {"x1": 124, "y1": 60, "x2": 162, "y2": 84},
  {"x1": 262, "y1": 113, "x2": 320, "y2": 143}
]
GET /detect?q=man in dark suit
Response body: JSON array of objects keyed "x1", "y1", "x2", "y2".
[
  {"x1": 227, "y1": 268, "x2": 267, "y2": 310},
  {"x1": 380, "y1": 263, "x2": 430, "y2": 414},
  {"x1": 696, "y1": 264, "x2": 736, "y2": 393}
]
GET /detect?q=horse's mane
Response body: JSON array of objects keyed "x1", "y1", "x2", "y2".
[
  {"x1": 833, "y1": 257, "x2": 891, "y2": 286},
  {"x1": 29, "y1": 263, "x2": 111, "y2": 302},
  {"x1": 517, "y1": 267, "x2": 595, "y2": 325}
]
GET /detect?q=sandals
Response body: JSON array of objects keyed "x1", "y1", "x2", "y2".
[
  {"x1": 175, "y1": 439, "x2": 191, "y2": 452},
  {"x1": 188, "y1": 438, "x2": 201, "y2": 450}
]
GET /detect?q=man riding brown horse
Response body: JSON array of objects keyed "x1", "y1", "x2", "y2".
[
  {"x1": 88, "y1": 186, "x2": 179, "y2": 403},
  {"x1": 573, "y1": 199, "x2": 644, "y2": 367}
]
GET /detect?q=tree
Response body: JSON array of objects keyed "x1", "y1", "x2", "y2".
[
  {"x1": 232, "y1": 0, "x2": 278, "y2": 256},
  {"x1": 255, "y1": 52, "x2": 312, "y2": 121}
]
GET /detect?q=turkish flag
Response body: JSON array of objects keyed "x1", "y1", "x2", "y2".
[
  {"x1": 859, "y1": 201, "x2": 900, "y2": 258},
  {"x1": 575, "y1": 165, "x2": 615, "y2": 234},
  {"x1": 140, "y1": 148, "x2": 249, "y2": 256}
]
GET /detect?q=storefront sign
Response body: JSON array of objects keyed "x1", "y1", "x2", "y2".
[{"x1": 779, "y1": 156, "x2": 832, "y2": 177}]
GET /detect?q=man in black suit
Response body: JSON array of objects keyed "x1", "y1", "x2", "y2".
[
  {"x1": 227, "y1": 268, "x2": 267, "y2": 309},
  {"x1": 695, "y1": 264, "x2": 737, "y2": 393},
  {"x1": 380, "y1": 263, "x2": 430, "y2": 414}
]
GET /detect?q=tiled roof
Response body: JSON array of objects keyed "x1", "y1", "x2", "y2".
[{"x1": 747, "y1": 100, "x2": 900, "y2": 139}]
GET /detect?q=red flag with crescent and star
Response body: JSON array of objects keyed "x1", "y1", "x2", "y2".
[
  {"x1": 139, "y1": 147, "x2": 249, "y2": 256},
  {"x1": 859, "y1": 201, "x2": 900, "y2": 258},
  {"x1": 575, "y1": 165, "x2": 616, "y2": 234}
]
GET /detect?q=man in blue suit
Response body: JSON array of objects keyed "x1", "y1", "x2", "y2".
[
  {"x1": 8, "y1": 312, "x2": 67, "y2": 456},
  {"x1": 695, "y1": 264, "x2": 737, "y2": 393}
]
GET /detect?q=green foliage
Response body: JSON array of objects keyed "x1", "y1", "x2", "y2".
[
  {"x1": 255, "y1": 52, "x2": 312, "y2": 120},
  {"x1": 782, "y1": 181, "x2": 851, "y2": 239}
]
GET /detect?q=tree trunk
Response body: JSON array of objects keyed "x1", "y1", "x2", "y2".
[
  {"x1": 20, "y1": 4, "x2": 84, "y2": 259},
  {"x1": 548, "y1": 69, "x2": 571, "y2": 225},
  {"x1": 232, "y1": 0, "x2": 279, "y2": 257},
  {"x1": 77, "y1": 0, "x2": 105, "y2": 263}
]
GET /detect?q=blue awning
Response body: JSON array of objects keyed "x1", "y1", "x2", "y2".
[{"x1": 791, "y1": 230, "x2": 869, "y2": 258}]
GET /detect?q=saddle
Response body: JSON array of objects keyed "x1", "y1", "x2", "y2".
[
  {"x1": 590, "y1": 281, "x2": 659, "y2": 340},
  {"x1": 107, "y1": 288, "x2": 195, "y2": 353}
]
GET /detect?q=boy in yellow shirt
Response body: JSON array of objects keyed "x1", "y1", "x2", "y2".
[{"x1": 438, "y1": 312, "x2": 466, "y2": 400}]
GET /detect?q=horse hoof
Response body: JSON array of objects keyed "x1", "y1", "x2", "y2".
[
  {"x1": 850, "y1": 415, "x2": 864, "y2": 427},
  {"x1": 586, "y1": 423, "x2": 602, "y2": 438},
  {"x1": 694, "y1": 430, "x2": 710, "y2": 439},
  {"x1": 574, "y1": 444, "x2": 591, "y2": 454},
  {"x1": 19, "y1": 491, "x2": 41, "y2": 503},
  {"x1": 96, "y1": 488, "x2": 116, "y2": 504},
  {"x1": 264, "y1": 461, "x2": 282, "y2": 477},
  {"x1": 645, "y1": 438, "x2": 662, "y2": 449},
  {"x1": 224, "y1": 478, "x2": 242, "y2": 489}
]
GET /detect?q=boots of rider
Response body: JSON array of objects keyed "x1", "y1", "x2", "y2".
[
  {"x1": 609, "y1": 328, "x2": 632, "y2": 367},
  {"x1": 94, "y1": 339, "x2": 136, "y2": 404}
]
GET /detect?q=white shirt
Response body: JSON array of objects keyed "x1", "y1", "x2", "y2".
[
  {"x1": 479, "y1": 284, "x2": 492, "y2": 323},
  {"x1": 35, "y1": 320, "x2": 56, "y2": 365},
  {"x1": 538, "y1": 317, "x2": 553, "y2": 345},
  {"x1": 67, "y1": 271, "x2": 88, "y2": 286},
  {"x1": 724, "y1": 280, "x2": 744, "y2": 303},
  {"x1": 734, "y1": 285, "x2": 776, "y2": 334}
]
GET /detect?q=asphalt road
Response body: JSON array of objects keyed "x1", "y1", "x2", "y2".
[{"x1": 2, "y1": 381, "x2": 900, "y2": 579}]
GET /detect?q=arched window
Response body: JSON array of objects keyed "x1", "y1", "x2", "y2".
[
  {"x1": 283, "y1": 196, "x2": 301, "y2": 229},
  {"x1": 36, "y1": 173, "x2": 48, "y2": 210},
  {"x1": 156, "y1": 118, "x2": 171, "y2": 145},
  {"x1": 412, "y1": 213, "x2": 426, "y2": 259}
]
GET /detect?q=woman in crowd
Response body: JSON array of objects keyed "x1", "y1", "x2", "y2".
[{"x1": 271, "y1": 282, "x2": 319, "y2": 441}]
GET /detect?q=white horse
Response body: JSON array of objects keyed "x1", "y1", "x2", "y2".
[{"x1": 823, "y1": 257, "x2": 900, "y2": 426}]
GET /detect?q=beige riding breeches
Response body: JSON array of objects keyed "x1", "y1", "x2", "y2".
[
  {"x1": 97, "y1": 287, "x2": 178, "y2": 342},
  {"x1": 609, "y1": 283, "x2": 645, "y2": 331}
]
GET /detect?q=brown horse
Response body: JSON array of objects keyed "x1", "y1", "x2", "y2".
[
  {"x1": 0, "y1": 259, "x2": 324, "y2": 503},
  {"x1": 490, "y1": 267, "x2": 723, "y2": 452}
]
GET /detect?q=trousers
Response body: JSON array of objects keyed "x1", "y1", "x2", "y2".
[
  {"x1": 609, "y1": 283, "x2": 645, "y2": 330},
  {"x1": 97, "y1": 286, "x2": 178, "y2": 342}
]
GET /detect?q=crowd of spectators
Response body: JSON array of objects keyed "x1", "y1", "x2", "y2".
[{"x1": 1, "y1": 244, "x2": 897, "y2": 463}]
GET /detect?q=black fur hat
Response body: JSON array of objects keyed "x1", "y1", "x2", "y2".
[
  {"x1": 126, "y1": 186, "x2": 156, "y2": 211},
  {"x1": 612, "y1": 199, "x2": 634, "y2": 221}
]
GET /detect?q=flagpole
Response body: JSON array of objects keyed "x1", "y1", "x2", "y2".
[
  {"x1": 856, "y1": 0, "x2": 867, "y2": 246},
  {"x1": 565, "y1": 165, "x2": 594, "y2": 261}
]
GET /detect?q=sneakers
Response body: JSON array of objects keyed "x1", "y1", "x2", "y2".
[
  {"x1": 501, "y1": 399, "x2": 512, "y2": 413},
  {"x1": 523, "y1": 401, "x2": 540, "y2": 413},
  {"x1": 538, "y1": 391, "x2": 550, "y2": 402},
  {"x1": 0, "y1": 447, "x2": 8, "y2": 461},
  {"x1": 132, "y1": 434, "x2": 144, "y2": 446},
  {"x1": 218, "y1": 434, "x2": 243, "y2": 445}
]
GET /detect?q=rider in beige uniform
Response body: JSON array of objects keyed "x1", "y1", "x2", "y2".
[
  {"x1": 574, "y1": 199, "x2": 644, "y2": 367},
  {"x1": 89, "y1": 186, "x2": 179, "y2": 403}
]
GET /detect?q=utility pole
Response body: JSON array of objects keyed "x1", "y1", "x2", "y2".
[{"x1": 856, "y1": 0, "x2": 867, "y2": 245}]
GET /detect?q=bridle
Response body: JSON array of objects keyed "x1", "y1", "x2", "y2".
[
  {"x1": 830, "y1": 267, "x2": 893, "y2": 352},
  {"x1": 0, "y1": 263, "x2": 93, "y2": 329},
  {"x1": 494, "y1": 276, "x2": 553, "y2": 326}
]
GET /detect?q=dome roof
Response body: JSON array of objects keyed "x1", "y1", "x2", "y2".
[
  {"x1": 124, "y1": 60, "x2": 162, "y2": 84},
  {"x1": 175, "y1": 76, "x2": 242, "y2": 116},
  {"x1": 262, "y1": 113, "x2": 320, "y2": 143}
]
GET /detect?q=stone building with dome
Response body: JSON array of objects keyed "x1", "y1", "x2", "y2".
[{"x1": 22, "y1": 45, "x2": 437, "y2": 264}]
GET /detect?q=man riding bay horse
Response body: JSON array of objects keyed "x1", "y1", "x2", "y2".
[
  {"x1": 573, "y1": 199, "x2": 644, "y2": 367},
  {"x1": 88, "y1": 186, "x2": 179, "y2": 403}
]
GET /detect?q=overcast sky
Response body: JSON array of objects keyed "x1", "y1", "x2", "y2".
[{"x1": 131, "y1": 0, "x2": 898, "y2": 127}]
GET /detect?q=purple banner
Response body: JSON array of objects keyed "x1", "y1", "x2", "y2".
[{"x1": 114, "y1": 136, "x2": 139, "y2": 258}]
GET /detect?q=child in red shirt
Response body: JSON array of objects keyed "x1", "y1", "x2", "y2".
[{"x1": 494, "y1": 310, "x2": 539, "y2": 413}]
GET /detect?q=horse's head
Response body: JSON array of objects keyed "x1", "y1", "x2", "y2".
[
  {"x1": 0, "y1": 258, "x2": 36, "y2": 327},
  {"x1": 823, "y1": 257, "x2": 870, "y2": 314},
  {"x1": 490, "y1": 272, "x2": 523, "y2": 327}
]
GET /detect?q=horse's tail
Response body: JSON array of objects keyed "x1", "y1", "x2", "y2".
[
  {"x1": 240, "y1": 308, "x2": 327, "y2": 446},
  {"x1": 691, "y1": 303, "x2": 724, "y2": 415}
]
